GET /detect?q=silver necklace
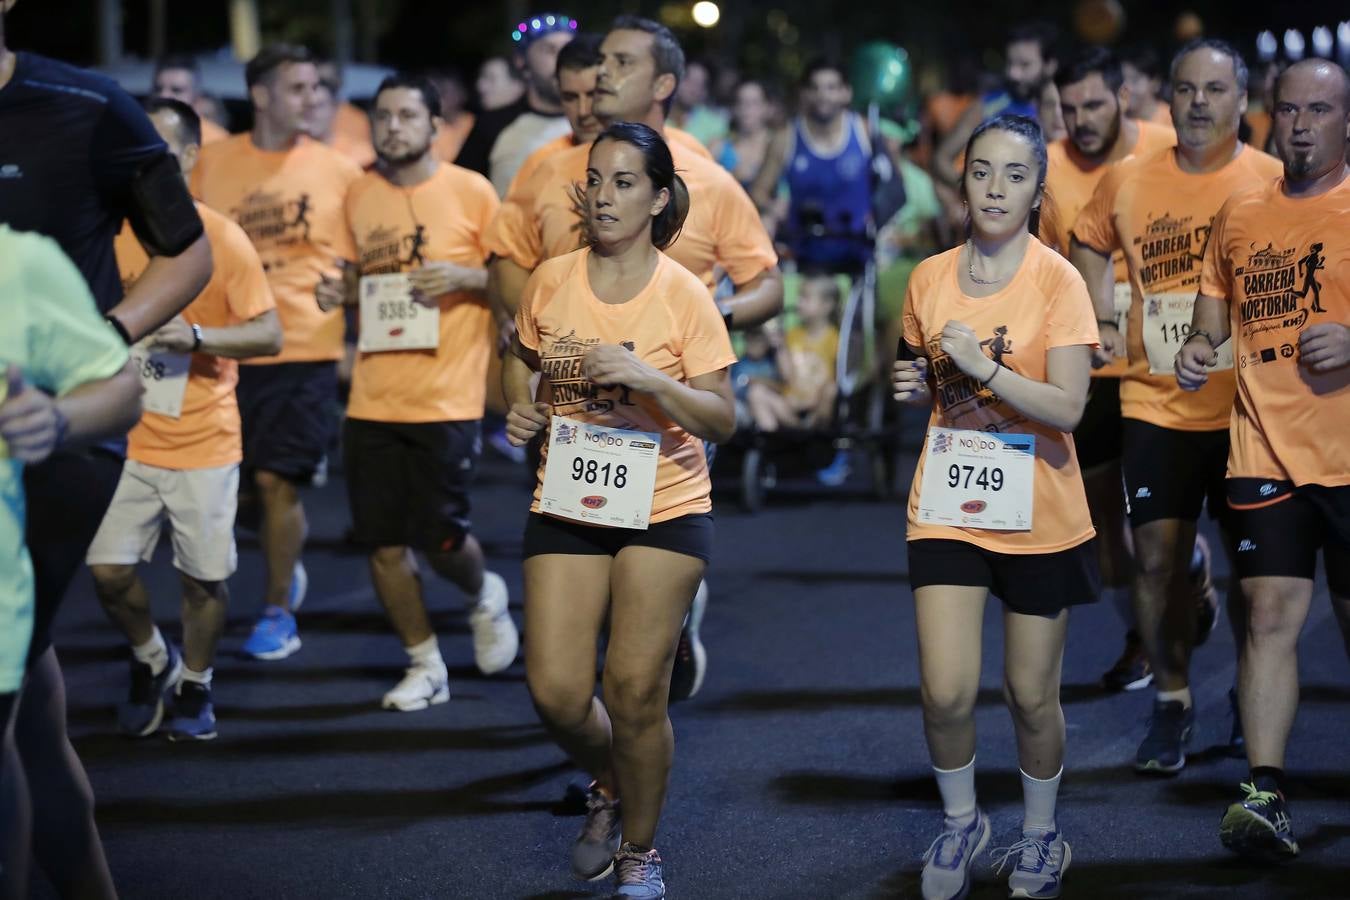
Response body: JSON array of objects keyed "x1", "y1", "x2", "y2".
[{"x1": 966, "y1": 242, "x2": 1007, "y2": 285}]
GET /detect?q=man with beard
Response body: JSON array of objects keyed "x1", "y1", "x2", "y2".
[
  {"x1": 1038, "y1": 48, "x2": 1179, "y2": 695},
  {"x1": 1071, "y1": 39, "x2": 1282, "y2": 777},
  {"x1": 934, "y1": 22, "x2": 1060, "y2": 189},
  {"x1": 457, "y1": 14, "x2": 577, "y2": 196},
  {"x1": 192, "y1": 44, "x2": 364, "y2": 661},
  {"x1": 316, "y1": 74, "x2": 518, "y2": 710},
  {"x1": 1176, "y1": 58, "x2": 1350, "y2": 863}
]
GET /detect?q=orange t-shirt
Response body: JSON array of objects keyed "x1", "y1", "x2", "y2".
[
  {"x1": 516, "y1": 248, "x2": 737, "y2": 524},
  {"x1": 1200, "y1": 177, "x2": 1350, "y2": 487},
  {"x1": 191, "y1": 134, "x2": 362, "y2": 364},
  {"x1": 344, "y1": 164, "x2": 500, "y2": 423},
  {"x1": 433, "y1": 113, "x2": 476, "y2": 164},
  {"x1": 1040, "y1": 122, "x2": 1175, "y2": 378},
  {"x1": 1072, "y1": 145, "x2": 1282, "y2": 430},
  {"x1": 667, "y1": 125, "x2": 714, "y2": 160},
  {"x1": 331, "y1": 102, "x2": 376, "y2": 168},
  {"x1": 902, "y1": 240, "x2": 1099, "y2": 554},
  {"x1": 200, "y1": 117, "x2": 230, "y2": 145},
  {"x1": 1147, "y1": 104, "x2": 1173, "y2": 129},
  {"x1": 507, "y1": 133, "x2": 575, "y2": 199},
  {"x1": 115, "y1": 203, "x2": 276, "y2": 469},
  {"x1": 486, "y1": 136, "x2": 776, "y2": 293}
]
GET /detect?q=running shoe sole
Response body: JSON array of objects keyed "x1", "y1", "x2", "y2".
[
  {"x1": 956, "y1": 817, "x2": 991, "y2": 900},
  {"x1": 1219, "y1": 805, "x2": 1299, "y2": 862},
  {"x1": 1102, "y1": 669, "x2": 1154, "y2": 692},
  {"x1": 245, "y1": 635, "x2": 302, "y2": 661},
  {"x1": 165, "y1": 726, "x2": 218, "y2": 742},
  {"x1": 381, "y1": 685, "x2": 450, "y2": 712},
  {"x1": 576, "y1": 859, "x2": 615, "y2": 882},
  {"x1": 1008, "y1": 842, "x2": 1071, "y2": 899},
  {"x1": 1135, "y1": 754, "x2": 1187, "y2": 775}
]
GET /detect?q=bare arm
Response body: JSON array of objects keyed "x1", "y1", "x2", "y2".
[
  {"x1": 503, "y1": 336, "x2": 550, "y2": 446},
  {"x1": 489, "y1": 256, "x2": 532, "y2": 325},
  {"x1": 0, "y1": 361, "x2": 143, "y2": 463},
  {"x1": 1070, "y1": 238, "x2": 1125, "y2": 366},
  {"x1": 108, "y1": 234, "x2": 213, "y2": 341},
  {"x1": 721, "y1": 267, "x2": 784, "y2": 329},
  {"x1": 201, "y1": 309, "x2": 283, "y2": 359},
  {"x1": 646, "y1": 369, "x2": 737, "y2": 444},
  {"x1": 1175, "y1": 292, "x2": 1230, "y2": 391},
  {"x1": 749, "y1": 127, "x2": 792, "y2": 220},
  {"x1": 941, "y1": 321, "x2": 1091, "y2": 432}
]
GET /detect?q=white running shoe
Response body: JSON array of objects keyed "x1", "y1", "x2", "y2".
[
  {"x1": 469, "y1": 572, "x2": 518, "y2": 675},
  {"x1": 289, "y1": 561, "x2": 308, "y2": 612},
  {"x1": 382, "y1": 662, "x2": 450, "y2": 712}
]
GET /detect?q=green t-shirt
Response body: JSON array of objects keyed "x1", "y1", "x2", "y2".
[{"x1": 0, "y1": 226, "x2": 129, "y2": 692}]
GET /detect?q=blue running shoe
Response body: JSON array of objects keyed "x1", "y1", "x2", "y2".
[
  {"x1": 921, "y1": 808, "x2": 990, "y2": 900},
  {"x1": 242, "y1": 606, "x2": 301, "y2": 660},
  {"x1": 288, "y1": 561, "x2": 308, "y2": 612},
  {"x1": 994, "y1": 827, "x2": 1072, "y2": 899},
  {"x1": 611, "y1": 843, "x2": 664, "y2": 899},
  {"x1": 1220, "y1": 782, "x2": 1299, "y2": 862},
  {"x1": 816, "y1": 449, "x2": 851, "y2": 487},
  {"x1": 1135, "y1": 699, "x2": 1194, "y2": 774},
  {"x1": 118, "y1": 644, "x2": 183, "y2": 737},
  {"x1": 164, "y1": 681, "x2": 217, "y2": 742}
]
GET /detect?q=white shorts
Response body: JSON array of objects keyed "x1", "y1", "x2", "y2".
[{"x1": 86, "y1": 460, "x2": 239, "y2": 581}]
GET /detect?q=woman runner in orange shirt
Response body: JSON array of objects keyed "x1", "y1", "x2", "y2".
[
  {"x1": 502, "y1": 122, "x2": 735, "y2": 900},
  {"x1": 892, "y1": 115, "x2": 1100, "y2": 900}
]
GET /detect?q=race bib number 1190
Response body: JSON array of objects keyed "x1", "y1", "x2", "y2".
[{"x1": 917, "y1": 427, "x2": 1035, "y2": 531}]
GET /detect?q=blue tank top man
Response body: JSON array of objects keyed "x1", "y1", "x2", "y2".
[{"x1": 784, "y1": 111, "x2": 874, "y2": 272}]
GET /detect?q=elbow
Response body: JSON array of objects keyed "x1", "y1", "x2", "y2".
[
  {"x1": 261, "y1": 326, "x2": 284, "y2": 357},
  {"x1": 1058, "y1": 395, "x2": 1088, "y2": 433}
]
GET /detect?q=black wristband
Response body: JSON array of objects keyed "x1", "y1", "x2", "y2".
[
  {"x1": 981, "y1": 361, "x2": 1002, "y2": 387},
  {"x1": 105, "y1": 314, "x2": 134, "y2": 346}
]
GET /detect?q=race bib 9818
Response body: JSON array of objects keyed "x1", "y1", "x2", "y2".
[{"x1": 539, "y1": 416, "x2": 661, "y2": 530}]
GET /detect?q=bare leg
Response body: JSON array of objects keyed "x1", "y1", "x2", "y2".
[
  {"x1": 1082, "y1": 462, "x2": 1132, "y2": 592},
  {"x1": 90, "y1": 564, "x2": 155, "y2": 648},
  {"x1": 524, "y1": 553, "x2": 615, "y2": 786},
  {"x1": 370, "y1": 547, "x2": 434, "y2": 647},
  {"x1": 425, "y1": 534, "x2": 487, "y2": 597},
  {"x1": 1003, "y1": 608, "x2": 1070, "y2": 778},
  {"x1": 16, "y1": 648, "x2": 116, "y2": 899},
  {"x1": 603, "y1": 547, "x2": 705, "y2": 849},
  {"x1": 255, "y1": 470, "x2": 305, "y2": 610},
  {"x1": 914, "y1": 585, "x2": 988, "y2": 769},
  {"x1": 1240, "y1": 576, "x2": 1314, "y2": 770},
  {"x1": 1132, "y1": 518, "x2": 1197, "y2": 693},
  {"x1": 180, "y1": 573, "x2": 227, "y2": 673}
]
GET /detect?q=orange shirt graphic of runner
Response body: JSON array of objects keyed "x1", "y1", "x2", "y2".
[
  {"x1": 192, "y1": 134, "x2": 361, "y2": 364},
  {"x1": 486, "y1": 136, "x2": 776, "y2": 293},
  {"x1": 115, "y1": 203, "x2": 277, "y2": 469},
  {"x1": 344, "y1": 164, "x2": 500, "y2": 423},
  {"x1": 517, "y1": 248, "x2": 737, "y2": 524},
  {"x1": 1072, "y1": 145, "x2": 1282, "y2": 430},
  {"x1": 1200, "y1": 176, "x2": 1350, "y2": 487},
  {"x1": 903, "y1": 240, "x2": 1099, "y2": 554}
]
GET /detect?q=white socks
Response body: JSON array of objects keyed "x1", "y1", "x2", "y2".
[
  {"x1": 132, "y1": 628, "x2": 169, "y2": 677},
  {"x1": 406, "y1": 635, "x2": 445, "y2": 670},
  {"x1": 1157, "y1": 687, "x2": 1193, "y2": 709},
  {"x1": 180, "y1": 667, "x2": 212, "y2": 690},
  {"x1": 933, "y1": 757, "x2": 978, "y2": 824},
  {"x1": 1020, "y1": 766, "x2": 1062, "y2": 832}
]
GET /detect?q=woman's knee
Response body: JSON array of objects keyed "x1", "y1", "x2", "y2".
[
  {"x1": 1003, "y1": 678, "x2": 1060, "y2": 727},
  {"x1": 921, "y1": 680, "x2": 978, "y2": 728},
  {"x1": 602, "y1": 671, "x2": 667, "y2": 731},
  {"x1": 526, "y1": 674, "x2": 594, "y2": 731}
]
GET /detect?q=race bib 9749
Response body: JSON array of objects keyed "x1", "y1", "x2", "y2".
[
  {"x1": 917, "y1": 427, "x2": 1035, "y2": 531},
  {"x1": 539, "y1": 416, "x2": 661, "y2": 530}
]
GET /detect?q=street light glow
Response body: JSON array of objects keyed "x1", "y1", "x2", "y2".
[{"x1": 692, "y1": 1, "x2": 721, "y2": 28}]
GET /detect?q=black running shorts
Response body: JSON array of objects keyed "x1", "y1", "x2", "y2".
[
  {"x1": 1074, "y1": 378, "x2": 1123, "y2": 470},
  {"x1": 1227, "y1": 479, "x2": 1350, "y2": 594},
  {"x1": 344, "y1": 418, "x2": 481, "y2": 553},
  {"x1": 1121, "y1": 419, "x2": 1228, "y2": 526},
  {"x1": 523, "y1": 512, "x2": 714, "y2": 564},
  {"x1": 236, "y1": 361, "x2": 339, "y2": 484},
  {"x1": 908, "y1": 538, "x2": 1102, "y2": 617}
]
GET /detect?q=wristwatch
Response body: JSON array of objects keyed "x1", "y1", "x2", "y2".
[{"x1": 190, "y1": 323, "x2": 203, "y2": 352}]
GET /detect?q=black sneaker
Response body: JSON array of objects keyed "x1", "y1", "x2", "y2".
[
  {"x1": 164, "y1": 681, "x2": 217, "y2": 742},
  {"x1": 1101, "y1": 630, "x2": 1153, "y2": 692},
  {"x1": 1135, "y1": 700, "x2": 1194, "y2": 774},
  {"x1": 1220, "y1": 782, "x2": 1299, "y2": 862},
  {"x1": 1226, "y1": 687, "x2": 1246, "y2": 758},
  {"x1": 117, "y1": 644, "x2": 183, "y2": 737}
]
